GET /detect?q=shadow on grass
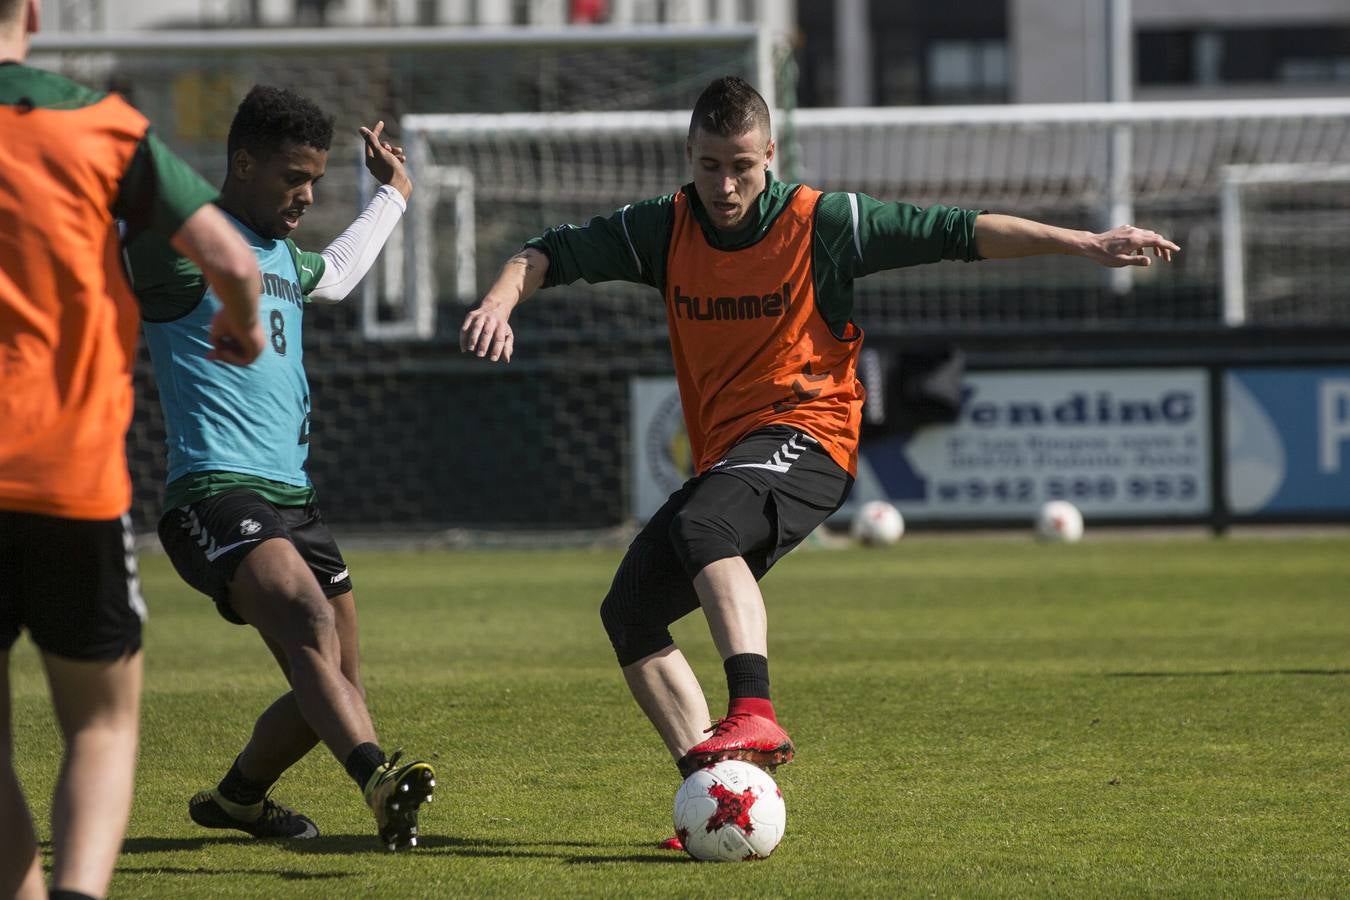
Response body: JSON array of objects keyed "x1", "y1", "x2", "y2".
[
  {"x1": 564, "y1": 852, "x2": 687, "y2": 866},
  {"x1": 278, "y1": 834, "x2": 687, "y2": 864},
  {"x1": 1107, "y1": 668, "x2": 1349, "y2": 678},
  {"x1": 117, "y1": 864, "x2": 345, "y2": 881},
  {"x1": 119, "y1": 836, "x2": 252, "y2": 853}
]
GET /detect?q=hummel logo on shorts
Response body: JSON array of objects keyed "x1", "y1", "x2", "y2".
[
  {"x1": 239, "y1": 518, "x2": 262, "y2": 536},
  {"x1": 727, "y1": 432, "x2": 819, "y2": 474}
]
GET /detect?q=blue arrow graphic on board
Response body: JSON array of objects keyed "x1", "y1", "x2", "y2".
[{"x1": 861, "y1": 433, "x2": 929, "y2": 501}]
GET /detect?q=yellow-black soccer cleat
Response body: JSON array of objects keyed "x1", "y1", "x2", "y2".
[{"x1": 363, "y1": 750, "x2": 436, "y2": 851}]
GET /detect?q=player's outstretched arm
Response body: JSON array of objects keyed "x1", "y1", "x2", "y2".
[
  {"x1": 974, "y1": 213, "x2": 1179, "y2": 267},
  {"x1": 306, "y1": 121, "x2": 412, "y2": 304},
  {"x1": 460, "y1": 248, "x2": 550, "y2": 363},
  {"x1": 170, "y1": 204, "x2": 264, "y2": 365}
]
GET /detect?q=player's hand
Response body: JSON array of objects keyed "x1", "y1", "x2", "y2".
[
  {"x1": 1089, "y1": 225, "x2": 1180, "y2": 267},
  {"x1": 460, "y1": 303, "x2": 514, "y2": 363},
  {"x1": 360, "y1": 120, "x2": 412, "y2": 201},
  {"x1": 206, "y1": 308, "x2": 265, "y2": 366}
]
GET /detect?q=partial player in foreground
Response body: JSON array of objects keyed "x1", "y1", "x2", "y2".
[
  {"x1": 462, "y1": 76, "x2": 1176, "y2": 848},
  {"x1": 126, "y1": 86, "x2": 434, "y2": 851},
  {"x1": 0, "y1": 1, "x2": 264, "y2": 896}
]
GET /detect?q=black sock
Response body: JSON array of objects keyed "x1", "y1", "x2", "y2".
[
  {"x1": 724, "y1": 653, "x2": 771, "y2": 700},
  {"x1": 50, "y1": 890, "x2": 99, "y2": 900},
  {"x1": 216, "y1": 756, "x2": 271, "y2": 806},
  {"x1": 344, "y1": 742, "x2": 387, "y2": 789}
]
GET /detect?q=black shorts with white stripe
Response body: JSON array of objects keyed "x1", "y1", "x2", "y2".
[
  {"x1": 0, "y1": 509, "x2": 146, "y2": 659},
  {"x1": 158, "y1": 489, "x2": 352, "y2": 626},
  {"x1": 599, "y1": 426, "x2": 854, "y2": 665},
  {"x1": 669, "y1": 425, "x2": 855, "y2": 577}
]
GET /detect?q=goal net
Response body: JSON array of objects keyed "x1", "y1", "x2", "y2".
[{"x1": 403, "y1": 98, "x2": 1350, "y2": 340}]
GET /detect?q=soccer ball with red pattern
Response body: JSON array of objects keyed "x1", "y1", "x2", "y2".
[
  {"x1": 851, "y1": 499, "x2": 905, "y2": 546},
  {"x1": 1036, "y1": 500, "x2": 1085, "y2": 543},
  {"x1": 673, "y1": 760, "x2": 786, "y2": 861}
]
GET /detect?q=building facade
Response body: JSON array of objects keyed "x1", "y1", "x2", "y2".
[{"x1": 38, "y1": 0, "x2": 1350, "y2": 106}]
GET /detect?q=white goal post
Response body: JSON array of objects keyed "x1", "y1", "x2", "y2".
[{"x1": 1220, "y1": 162, "x2": 1350, "y2": 328}]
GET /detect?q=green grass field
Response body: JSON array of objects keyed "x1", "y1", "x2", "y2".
[{"x1": 9, "y1": 535, "x2": 1349, "y2": 898}]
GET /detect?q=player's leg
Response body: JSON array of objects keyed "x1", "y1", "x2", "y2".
[
  {"x1": 228, "y1": 539, "x2": 375, "y2": 769},
  {"x1": 670, "y1": 428, "x2": 854, "y2": 773},
  {"x1": 694, "y1": 556, "x2": 767, "y2": 659},
  {"x1": 228, "y1": 504, "x2": 428, "y2": 851},
  {"x1": 236, "y1": 589, "x2": 362, "y2": 777},
  {"x1": 0, "y1": 514, "x2": 43, "y2": 897},
  {"x1": 42, "y1": 651, "x2": 142, "y2": 899},
  {"x1": 602, "y1": 470, "x2": 789, "y2": 852},
  {"x1": 235, "y1": 591, "x2": 363, "y2": 785},
  {"x1": 601, "y1": 492, "x2": 715, "y2": 852},
  {"x1": 164, "y1": 492, "x2": 429, "y2": 849},
  {"x1": 6, "y1": 511, "x2": 147, "y2": 898},
  {"x1": 187, "y1": 592, "x2": 362, "y2": 840},
  {"x1": 0, "y1": 518, "x2": 43, "y2": 897},
  {"x1": 159, "y1": 490, "x2": 369, "y2": 760},
  {"x1": 599, "y1": 477, "x2": 718, "y2": 761},
  {"x1": 0, "y1": 653, "x2": 45, "y2": 900},
  {"x1": 622, "y1": 646, "x2": 710, "y2": 761},
  {"x1": 160, "y1": 496, "x2": 322, "y2": 838},
  {"x1": 264, "y1": 506, "x2": 429, "y2": 852},
  {"x1": 666, "y1": 470, "x2": 790, "y2": 772},
  {"x1": 601, "y1": 485, "x2": 710, "y2": 760},
  {"x1": 232, "y1": 542, "x2": 433, "y2": 851}
]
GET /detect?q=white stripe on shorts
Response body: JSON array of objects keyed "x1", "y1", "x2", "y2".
[{"x1": 120, "y1": 513, "x2": 147, "y2": 623}]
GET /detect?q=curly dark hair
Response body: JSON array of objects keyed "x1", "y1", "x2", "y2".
[
  {"x1": 226, "y1": 85, "x2": 334, "y2": 160},
  {"x1": 687, "y1": 76, "x2": 771, "y2": 143}
]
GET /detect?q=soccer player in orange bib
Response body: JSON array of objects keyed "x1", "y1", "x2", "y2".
[
  {"x1": 461, "y1": 76, "x2": 1177, "y2": 847},
  {"x1": 0, "y1": 2, "x2": 263, "y2": 897}
]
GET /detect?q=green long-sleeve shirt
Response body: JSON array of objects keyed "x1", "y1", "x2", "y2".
[{"x1": 524, "y1": 172, "x2": 982, "y2": 336}]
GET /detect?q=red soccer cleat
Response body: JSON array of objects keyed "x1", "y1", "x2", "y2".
[
  {"x1": 659, "y1": 833, "x2": 685, "y2": 851},
  {"x1": 677, "y1": 712, "x2": 794, "y2": 777}
]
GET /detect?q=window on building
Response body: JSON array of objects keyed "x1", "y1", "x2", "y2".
[
  {"x1": 795, "y1": 0, "x2": 1008, "y2": 107},
  {"x1": 926, "y1": 38, "x2": 1008, "y2": 105},
  {"x1": 1138, "y1": 26, "x2": 1350, "y2": 87}
]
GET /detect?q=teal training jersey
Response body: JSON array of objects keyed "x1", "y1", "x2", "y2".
[{"x1": 139, "y1": 211, "x2": 316, "y2": 492}]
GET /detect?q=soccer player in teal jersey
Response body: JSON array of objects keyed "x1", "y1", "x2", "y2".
[
  {"x1": 462, "y1": 76, "x2": 1177, "y2": 850},
  {"x1": 127, "y1": 86, "x2": 434, "y2": 851}
]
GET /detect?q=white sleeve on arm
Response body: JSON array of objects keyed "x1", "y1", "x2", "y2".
[{"x1": 307, "y1": 184, "x2": 408, "y2": 304}]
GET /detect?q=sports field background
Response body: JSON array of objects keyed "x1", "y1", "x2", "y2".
[{"x1": 9, "y1": 535, "x2": 1349, "y2": 897}]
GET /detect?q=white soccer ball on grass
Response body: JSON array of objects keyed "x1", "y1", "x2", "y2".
[
  {"x1": 1036, "y1": 500, "x2": 1084, "y2": 543},
  {"x1": 673, "y1": 760, "x2": 786, "y2": 861},
  {"x1": 851, "y1": 499, "x2": 905, "y2": 546}
]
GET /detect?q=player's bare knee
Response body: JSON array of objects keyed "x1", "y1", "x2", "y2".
[
  {"x1": 297, "y1": 594, "x2": 336, "y2": 637},
  {"x1": 273, "y1": 591, "x2": 337, "y2": 648}
]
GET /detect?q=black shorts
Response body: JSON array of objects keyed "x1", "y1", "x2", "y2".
[
  {"x1": 644, "y1": 425, "x2": 855, "y2": 579},
  {"x1": 0, "y1": 509, "x2": 146, "y2": 660},
  {"x1": 158, "y1": 489, "x2": 352, "y2": 625}
]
